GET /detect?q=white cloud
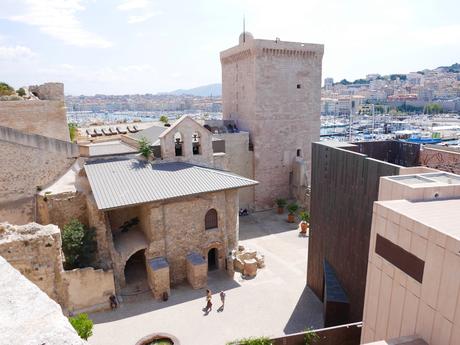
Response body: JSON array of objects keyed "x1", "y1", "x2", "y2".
[
  {"x1": 117, "y1": 0, "x2": 151, "y2": 11},
  {"x1": 117, "y1": 0, "x2": 160, "y2": 24},
  {"x1": 127, "y1": 12, "x2": 159, "y2": 24},
  {"x1": 0, "y1": 45, "x2": 36, "y2": 60},
  {"x1": 7, "y1": 0, "x2": 112, "y2": 48}
]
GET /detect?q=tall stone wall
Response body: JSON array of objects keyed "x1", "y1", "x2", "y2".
[
  {"x1": 0, "y1": 223, "x2": 63, "y2": 302},
  {"x1": 0, "y1": 140, "x2": 75, "y2": 224},
  {"x1": 0, "y1": 82, "x2": 69, "y2": 141},
  {"x1": 213, "y1": 132, "x2": 255, "y2": 210},
  {"x1": 62, "y1": 267, "x2": 115, "y2": 313},
  {"x1": 221, "y1": 35, "x2": 323, "y2": 209},
  {"x1": 37, "y1": 192, "x2": 88, "y2": 230}
]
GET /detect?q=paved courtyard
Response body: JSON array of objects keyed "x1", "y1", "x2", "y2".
[{"x1": 88, "y1": 210, "x2": 323, "y2": 345}]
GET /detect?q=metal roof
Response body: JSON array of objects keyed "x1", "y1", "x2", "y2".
[
  {"x1": 126, "y1": 125, "x2": 167, "y2": 145},
  {"x1": 85, "y1": 158, "x2": 258, "y2": 210}
]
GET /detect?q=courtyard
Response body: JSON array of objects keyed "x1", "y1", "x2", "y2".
[{"x1": 88, "y1": 210, "x2": 323, "y2": 345}]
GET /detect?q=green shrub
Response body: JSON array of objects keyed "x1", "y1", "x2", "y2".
[
  {"x1": 68, "y1": 123, "x2": 78, "y2": 142},
  {"x1": 62, "y1": 219, "x2": 96, "y2": 269},
  {"x1": 0, "y1": 82, "x2": 14, "y2": 96},
  {"x1": 304, "y1": 327, "x2": 319, "y2": 344},
  {"x1": 138, "y1": 136, "x2": 152, "y2": 159},
  {"x1": 275, "y1": 198, "x2": 287, "y2": 208},
  {"x1": 69, "y1": 313, "x2": 93, "y2": 340},
  {"x1": 299, "y1": 211, "x2": 310, "y2": 222},
  {"x1": 17, "y1": 87, "x2": 26, "y2": 97},
  {"x1": 226, "y1": 336, "x2": 272, "y2": 345},
  {"x1": 287, "y1": 203, "x2": 299, "y2": 215},
  {"x1": 159, "y1": 115, "x2": 169, "y2": 124}
]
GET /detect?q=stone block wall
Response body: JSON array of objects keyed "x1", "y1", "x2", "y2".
[
  {"x1": 159, "y1": 116, "x2": 214, "y2": 166},
  {"x1": 62, "y1": 267, "x2": 115, "y2": 312},
  {"x1": 213, "y1": 132, "x2": 254, "y2": 210},
  {"x1": 0, "y1": 223, "x2": 63, "y2": 301},
  {"x1": 37, "y1": 192, "x2": 88, "y2": 230},
  {"x1": 221, "y1": 36, "x2": 323, "y2": 209},
  {"x1": 0, "y1": 100, "x2": 68, "y2": 141},
  {"x1": 106, "y1": 189, "x2": 239, "y2": 288},
  {"x1": 0, "y1": 140, "x2": 74, "y2": 202},
  {"x1": 0, "y1": 222, "x2": 116, "y2": 313}
]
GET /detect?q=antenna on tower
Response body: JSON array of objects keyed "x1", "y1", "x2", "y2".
[{"x1": 243, "y1": 15, "x2": 246, "y2": 42}]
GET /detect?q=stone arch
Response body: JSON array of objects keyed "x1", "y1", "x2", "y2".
[
  {"x1": 205, "y1": 208, "x2": 218, "y2": 230},
  {"x1": 114, "y1": 230, "x2": 148, "y2": 288},
  {"x1": 174, "y1": 131, "x2": 184, "y2": 156},
  {"x1": 202, "y1": 241, "x2": 225, "y2": 271},
  {"x1": 192, "y1": 131, "x2": 202, "y2": 155}
]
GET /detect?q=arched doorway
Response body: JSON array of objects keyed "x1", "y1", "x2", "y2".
[
  {"x1": 207, "y1": 248, "x2": 218, "y2": 271},
  {"x1": 123, "y1": 249, "x2": 148, "y2": 295}
]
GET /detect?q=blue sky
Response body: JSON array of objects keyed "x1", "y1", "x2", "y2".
[{"x1": 1, "y1": 0, "x2": 459, "y2": 95}]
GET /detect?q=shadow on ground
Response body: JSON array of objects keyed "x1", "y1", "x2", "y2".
[
  {"x1": 283, "y1": 286, "x2": 324, "y2": 334},
  {"x1": 90, "y1": 270, "x2": 241, "y2": 324},
  {"x1": 239, "y1": 210, "x2": 300, "y2": 241}
]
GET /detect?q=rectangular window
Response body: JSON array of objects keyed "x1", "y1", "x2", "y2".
[{"x1": 375, "y1": 234, "x2": 425, "y2": 283}]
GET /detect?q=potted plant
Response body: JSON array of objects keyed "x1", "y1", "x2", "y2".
[
  {"x1": 299, "y1": 211, "x2": 310, "y2": 234},
  {"x1": 286, "y1": 203, "x2": 299, "y2": 223},
  {"x1": 275, "y1": 198, "x2": 287, "y2": 214}
]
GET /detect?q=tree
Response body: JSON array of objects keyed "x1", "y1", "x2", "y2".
[
  {"x1": 0, "y1": 82, "x2": 14, "y2": 96},
  {"x1": 17, "y1": 87, "x2": 26, "y2": 97},
  {"x1": 138, "y1": 136, "x2": 152, "y2": 159},
  {"x1": 61, "y1": 219, "x2": 96, "y2": 269},
  {"x1": 68, "y1": 123, "x2": 78, "y2": 142},
  {"x1": 226, "y1": 337, "x2": 272, "y2": 345},
  {"x1": 159, "y1": 115, "x2": 169, "y2": 124},
  {"x1": 69, "y1": 313, "x2": 93, "y2": 340}
]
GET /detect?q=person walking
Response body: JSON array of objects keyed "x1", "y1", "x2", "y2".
[
  {"x1": 218, "y1": 290, "x2": 226, "y2": 312},
  {"x1": 203, "y1": 289, "x2": 212, "y2": 314}
]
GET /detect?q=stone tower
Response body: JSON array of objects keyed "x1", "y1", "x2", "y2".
[{"x1": 220, "y1": 33, "x2": 324, "y2": 209}]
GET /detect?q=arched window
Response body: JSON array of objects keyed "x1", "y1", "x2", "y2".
[
  {"x1": 205, "y1": 209, "x2": 218, "y2": 229},
  {"x1": 192, "y1": 132, "x2": 201, "y2": 155},
  {"x1": 174, "y1": 132, "x2": 183, "y2": 156}
]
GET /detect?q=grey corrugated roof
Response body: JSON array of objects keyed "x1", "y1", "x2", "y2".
[
  {"x1": 85, "y1": 158, "x2": 258, "y2": 210},
  {"x1": 126, "y1": 125, "x2": 167, "y2": 145},
  {"x1": 87, "y1": 140, "x2": 138, "y2": 156}
]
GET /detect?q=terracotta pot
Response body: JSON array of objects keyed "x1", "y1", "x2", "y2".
[
  {"x1": 287, "y1": 213, "x2": 295, "y2": 223},
  {"x1": 300, "y1": 221, "x2": 308, "y2": 233},
  {"x1": 277, "y1": 207, "x2": 284, "y2": 214}
]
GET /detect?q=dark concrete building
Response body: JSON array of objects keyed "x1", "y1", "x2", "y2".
[{"x1": 306, "y1": 140, "x2": 421, "y2": 326}]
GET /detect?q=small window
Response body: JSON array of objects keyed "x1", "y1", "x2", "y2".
[
  {"x1": 205, "y1": 209, "x2": 218, "y2": 229},
  {"x1": 297, "y1": 149, "x2": 301, "y2": 157},
  {"x1": 297, "y1": 84, "x2": 301, "y2": 89}
]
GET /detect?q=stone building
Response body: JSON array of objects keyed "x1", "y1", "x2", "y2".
[
  {"x1": 221, "y1": 33, "x2": 324, "y2": 209},
  {"x1": 35, "y1": 116, "x2": 257, "y2": 300}
]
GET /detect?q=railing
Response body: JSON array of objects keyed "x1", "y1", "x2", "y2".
[{"x1": 271, "y1": 322, "x2": 362, "y2": 345}]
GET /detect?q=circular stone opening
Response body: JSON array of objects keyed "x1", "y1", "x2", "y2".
[
  {"x1": 135, "y1": 333, "x2": 180, "y2": 345},
  {"x1": 148, "y1": 339, "x2": 173, "y2": 345}
]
